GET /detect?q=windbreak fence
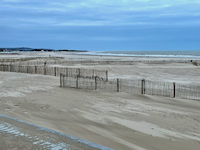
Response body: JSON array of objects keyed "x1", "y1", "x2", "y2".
[
  {"x1": 175, "y1": 83, "x2": 200, "y2": 100},
  {"x1": 145, "y1": 80, "x2": 174, "y2": 97},
  {"x1": 119, "y1": 79, "x2": 141, "y2": 94},
  {"x1": 0, "y1": 64, "x2": 108, "y2": 80},
  {"x1": 0, "y1": 60, "x2": 195, "y2": 66},
  {"x1": 61, "y1": 74, "x2": 200, "y2": 100}
]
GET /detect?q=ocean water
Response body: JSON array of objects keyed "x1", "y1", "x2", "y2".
[{"x1": 77, "y1": 50, "x2": 200, "y2": 58}]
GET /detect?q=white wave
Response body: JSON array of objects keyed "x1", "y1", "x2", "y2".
[{"x1": 76, "y1": 52, "x2": 200, "y2": 58}]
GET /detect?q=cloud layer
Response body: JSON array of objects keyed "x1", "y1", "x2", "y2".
[{"x1": 1, "y1": 0, "x2": 200, "y2": 50}]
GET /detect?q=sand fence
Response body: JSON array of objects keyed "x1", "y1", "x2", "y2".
[
  {"x1": 0, "y1": 64, "x2": 108, "y2": 80},
  {"x1": 60, "y1": 74, "x2": 200, "y2": 100},
  {"x1": 0, "y1": 59, "x2": 196, "y2": 66}
]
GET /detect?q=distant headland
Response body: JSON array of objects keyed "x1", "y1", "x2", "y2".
[{"x1": 0, "y1": 47, "x2": 88, "y2": 52}]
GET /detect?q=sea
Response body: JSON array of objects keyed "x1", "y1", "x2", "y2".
[{"x1": 77, "y1": 50, "x2": 200, "y2": 58}]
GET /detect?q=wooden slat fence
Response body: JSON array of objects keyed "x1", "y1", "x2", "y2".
[
  {"x1": 60, "y1": 75, "x2": 200, "y2": 100},
  {"x1": 0, "y1": 64, "x2": 108, "y2": 80}
]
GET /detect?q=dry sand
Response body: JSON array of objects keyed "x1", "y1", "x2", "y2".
[{"x1": 0, "y1": 52, "x2": 200, "y2": 150}]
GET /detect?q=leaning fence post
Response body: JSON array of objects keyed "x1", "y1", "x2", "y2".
[
  {"x1": 95, "y1": 76, "x2": 97, "y2": 89},
  {"x1": 117, "y1": 78, "x2": 119, "y2": 92},
  {"x1": 173, "y1": 82, "x2": 176, "y2": 98},
  {"x1": 76, "y1": 75, "x2": 79, "y2": 89},
  {"x1": 143, "y1": 79, "x2": 145, "y2": 94},
  {"x1": 106, "y1": 70, "x2": 108, "y2": 81}
]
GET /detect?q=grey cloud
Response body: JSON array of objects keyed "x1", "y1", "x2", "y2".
[{"x1": 1, "y1": 0, "x2": 200, "y2": 50}]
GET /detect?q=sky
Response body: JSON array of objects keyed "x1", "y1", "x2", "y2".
[{"x1": 0, "y1": 0, "x2": 200, "y2": 51}]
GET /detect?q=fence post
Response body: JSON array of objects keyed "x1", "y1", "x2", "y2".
[
  {"x1": 95, "y1": 76, "x2": 97, "y2": 89},
  {"x1": 63, "y1": 74, "x2": 65, "y2": 87},
  {"x1": 66, "y1": 68, "x2": 68, "y2": 77},
  {"x1": 141, "y1": 79, "x2": 144, "y2": 94},
  {"x1": 78, "y1": 68, "x2": 80, "y2": 77},
  {"x1": 106, "y1": 70, "x2": 108, "y2": 81},
  {"x1": 27, "y1": 66, "x2": 29, "y2": 73},
  {"x1": 143, "y1": 79, "x2": 145, "y2": 94},
  {"x1": 35, "y1": 66, "x2": 37, "y2": 74},
  {"x1": 54, "y1": 67, "x2": 56, "y2": 76},
  {"x1": 60, "y1": 74, "x2": 62, "y2": 87},
  {"x1": 173, "y1": 82, "x2": 176, "y2": 98},
  {"x1": 76, "y1": 75, "x2": 79, "y2": 89},
  {"x1": 117, "y1": 78, "x2": 119, "y2": 92},
  {"x1": 44, "y1": 66, "x2": 46, "y2": 75},
  {"x1": 93, "y1": 70, "x2": 95, "y2": 77}
]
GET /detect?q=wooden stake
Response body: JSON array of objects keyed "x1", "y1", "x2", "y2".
[
  {"x1": 54, "y1": 67, "x2": 56, "y2": 76},
  {"x1": 44, "y1": 66, "x2": 46, "y2": 75},
  {"x1": 106, "y1": 70, "x2": 108, "y2": 81},
  {"x1": 173, "y1": 82, "x2": 176, "y2": 98},
  {"x1": 95, "y1": 76, "x2": 97, "y2": 89},
  {"x1": 60, "y1": 74, "x2": 62, "y2": 87},
  {"x1": 141, "y1": 79, "x2": 144, "y2": 94},
  {"x1": 35, "y1": 66, "x2": 37, "y2": 74},
  {"x1": 63, "y1": 74, "x2": 65, "y2": 87},
  {"x1": 76, "y1": 75, "x2": 79, "y2": 89},
  {"x1": 78, "y1": 68, "x2": 80, "y2": 77},
  {"x1": 117, "y1": 78, "x2": 119, "y2": 92},
  {"x1": 66, "y1": 68, "x2": 68, "y2": 77},
  {"x1": 143, "y1": 79, "x2": 145, "y2": 94}
]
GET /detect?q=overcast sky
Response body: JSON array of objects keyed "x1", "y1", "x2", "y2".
[{"x1": 0, "y1": 0, "x2": 200, "y2": 51}]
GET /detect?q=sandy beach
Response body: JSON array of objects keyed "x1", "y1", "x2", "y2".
[{"x1": 0, "y1": 52, "x2": 200, "y2": 150}]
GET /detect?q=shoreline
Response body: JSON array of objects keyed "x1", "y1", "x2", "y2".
[
  {"x1": 73, "y1": 53, "x2": 200, "y2": 61},
  {"x1": 1, "y1": 51, "x2": 200, "y2": 59},
  {"x1": 75, "y1": 53, "x2": 200, "y2": 59}
]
